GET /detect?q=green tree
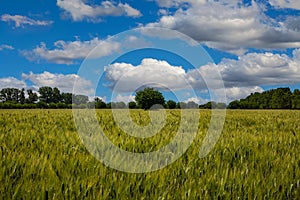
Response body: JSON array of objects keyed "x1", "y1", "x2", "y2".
[
  {"x1": 0, "y1": 88, "x2": 26, "y2": 103},
  {"x1": 20, "y1": 88, "x2": 25, "y2": 104},
  {"x1": 135, "y1": 88, "x2": 165, "y2": 110},
  {"x1": 52, "y1": 87, "x2": 61, "y2": 103},
  {"x1": 26, "y1": 89, "x2": 38, "y2": 104},
  {"x1": 112, "y1": 102, "x2": 126, "y2": 109},
  {"x1": 73, "y1": 94, "x2": 89, "y2": 105},
  {"x1": 38, "y1": 86, "x2": 53, "y2": 103},
  {"x1": 177, "y1": 102, "x2": 187, "y2": 109},
  {"x1": 61, "y1": 93, "x2": 73, "y2": 104},
  {"x1": 94, "y1": 97, "x2": 106, "y2": 109},
  {"x1": 128, "y1": 101, "x2": 137, "y2": 109},
  {"x1": 186, "y1": 101, "x2": 198, "y2": 109},
  {"x1": 228, "y1": 100, "x2": 240, "y2": 109},
  {"x1": 166, "y1": 100, "x2": 176, "y2": 109},
  {"x1": 292, "y1": 89, "x2": 300, "y2": 109}
]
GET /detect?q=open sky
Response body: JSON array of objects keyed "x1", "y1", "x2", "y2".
[{"x1": 1, "y1": 0, "x2": 300, "y2": 103}]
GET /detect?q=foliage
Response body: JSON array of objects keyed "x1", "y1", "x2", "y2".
[
  {"x1": 166, "y1": 100, "x2": 176, "y2": 109},
  {"x1": 228, "y1": 87, "x2": 300, "y2": 109},
  {"x1": 199, "y1": 101, "x2": 227, "y2": 109},
  {"x1": 0, "y1": 110, "x2": 299, "y2": 199},
  {"x1": 135, "y1": 88, "x2": 165, "y2": 110},
  {"x1": 94, "y1": 97, "x2": 107, "y2": 109},
  {"x1": 128, "y1": 101, "x2": 137, "y2": 109}
]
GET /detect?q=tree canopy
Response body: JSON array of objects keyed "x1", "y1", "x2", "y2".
[
  {"x1": 135, "y1": 88, "x2": 165, "y2": 110},
  {"x1": 228, "y1": 87, "x2": 300, "y2": 109},
  {"x1": 1, "y1": 86, "x2": 300, "y2": 110}
]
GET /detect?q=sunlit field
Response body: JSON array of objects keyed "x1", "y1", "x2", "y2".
[{"x1": 0, "y1": 109, "x2": 299, "y2": 199}]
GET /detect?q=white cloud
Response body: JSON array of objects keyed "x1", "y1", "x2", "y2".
[
  {"x1": 269, "y1": 0, "x2": 300, "y2": 10},
  {"x1": 225, "y1": 86, "x2": 264, "y2": 102},
  {"x1": 104, "y1": 49, "x2": 300, "y2": 102},
  {"x1": 215, "y1": 49, "x2": 300, "y2": 87},
  {"x1": 0, "y1": 44, "x2": 14, "y2": 51},
  {"x1": 153, "y1": 0, "x2": 204, "y2": 8},
  {"x1": 22, "y1": 37, "x2": 121, "y2": 64},
  {"x1": 0, "y1": 77, "x2": 27, "y2": 89},
  {"x1": 185, "y1": 96, "x2": 206, "y2": 104},
  {"x1": 113, "y1": 94, "x2": 136, "y2": 103},
  {"x1": 144, "y1": 1, "x2": 300, "y2": 54},
  {"x1": 105, "y1": 58, "x2": 189, "y2": 92},
  {"x1": 22, "y1": 71, "x2": 94, "y2": 96},
  {"x1": 57, "y1": 0, "x2": 141, "y2": 22},
  {"x1": 1, "y1": 14, "x2": 53, "y2": 28}
]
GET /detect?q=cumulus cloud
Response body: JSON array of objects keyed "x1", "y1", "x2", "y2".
[
  {"x1": 57, "y1": 0, "x2": 141, "y2": 22},
  {"x1": 225, "y1": 86, "x2": 264, "y2": 102},
  {"x1": 22, "y1": 37, "x2": 121, "y2": 64},
  {"x1": 22, "y1": 71, "x2": 94, "y2": 96},
  {"x1": 0, "y1": 44, "x2": 14, "y2": 51},
  {"x1": 113, "y1": 94, "x2": 136, "y2": 103},
  {"x1": 144, "y1": 1, "x2": 300, "y2": 54},
  {"x1": 1, "y1": 14, "x2": 53, "y2": 28},
  {"x1": 0, "y1": 77, "x2": 27, "y2": 89},
  {"x1": 269, "y1": 0, "x2": 300, "y2": 10},
  {"x1": 105, "y1": 58, "x2": 189, "y2": 92},
  {"x1": 213, "y1": 49, "x2": 300, "y2": 88},
  {"x1": 104, "y1": 48, "x2": 300, "y2": 102}
]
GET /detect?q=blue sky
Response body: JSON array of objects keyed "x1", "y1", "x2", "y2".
[{"x1": 1, "y1": 0, "x2": 300, "y2": 103}]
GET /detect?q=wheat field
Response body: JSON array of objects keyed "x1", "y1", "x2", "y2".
[{"x1": 0, "y1": 109, "x2": 299, "y2": 199}]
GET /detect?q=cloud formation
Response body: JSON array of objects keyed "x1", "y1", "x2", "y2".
[
  {"x1": 57, "y1": 0, "x2": 141, "y2": 22},
  {"x1": 1, "y1": 14, "x2": 53, "y2": 28},
  {"x1": 105, "y1": 48, "x2": 300, "y2": 101},
  {"x1": 22, "y1": 37, "x2": 121, "y2": 64},
  {"x1": 145, "y1": 1, "x2": 300, "y2": 54},
  {"x1": 0, "y1": 77, "x2": 27, "y2": 89},
  {"x1": 0, "y1": 44, "x2": 14, "y2": 51},
  {"x1": 105, "y1": 58, "x2": 189, "y2": 92},
  {"x1": 22, "y1": 71, "x2": 94, "y2": 95},
  {"x1": 0, "y1": 71, "x2": 93, "y2": 97},
  {"x1": 202, "y1": 49, "x2": 300, "y2": 88},
  {"x1": 269, "y1": 0, "x2": 300, "y2": 10}
]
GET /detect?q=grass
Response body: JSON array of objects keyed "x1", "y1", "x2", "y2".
[{"x1": 0, "y1": 109, "x2": 299, "y2": 199}]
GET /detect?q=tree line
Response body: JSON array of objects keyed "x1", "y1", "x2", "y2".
[
  {"x1": 228, "y1": 87, "x2": 300, "y2": 109},
  {"x1": 0, "y1": 86, "x2": 225, "y2": 109},
  {"x1": 0, "y1": 87, "x2": 90, "y2": 109},
  {"x1": 1, "y1": 86, "x2": 300, "y2": 109}
]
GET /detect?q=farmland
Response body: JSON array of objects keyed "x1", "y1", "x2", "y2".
[{"x1": 0, "y1": 109, "x2": 300, "y2": 199}]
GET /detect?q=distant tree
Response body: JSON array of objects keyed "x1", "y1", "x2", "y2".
[
  {"x1": 135, "y1": 88, "x2": 165, "y2": 110},
  {"x1": 52, "y1": 87, "x2": 62, "y2": 103},
  {"x1": 166, "y1": 100, "x2": 176, "y2": 109},
  {"x1": 38, "y1": 86, "x2": 53, "y2": 103},
  {"x1": 128, "y1": 101, "x2": 137, "y2": 109},
  {"x1": 0, "y1": 88, "x2": 19, "y2": 103},
  {"x1": 26, "y1": 89, "x2": 38, "y2": 104},
  {"x1": 20, "y1": 88, "x2": 25, "y2": 104},
  {"x1": 199, "y1": 101, "x2": 222, "y2": 109},
  {"x1": 228, "y1": 100, "x2": 240, "y2": 109},
  {"x1": 216, "y1": 102, "x2": 227, "y2": 109},
  {"x1": 49, "y1": 102, "x2": 57, "y2": 109},
  {"x1": 61, "y1": 93, "x2": 72, "y2": 104},
  {"x1": 56, "y1": 102, "x2": 67, "y2": 109},
  {"x1": 36, "y1": 101, "x2": 48, "y2": 109},
  {"x1": 227, "y1": 87, "x2": 293, "y2": 109},
  {"x1": 73, "y1": 94, "x2": 89, "y2": 105},
  {"x1": 112, "y1": 102, "x2": 126, "y2": 109},
  {"x1": 94, "y1": 97, "x2": 106, "y2": 109},
  {"x1": 106, "y1": 102, "x2": 112, "y2": 109},
  {"x1": 292, "y1": 89, "x2": 300, "y2": 109},
  {"x1": 186, "y1": 101, "x2": 198, "y2": 109},
  {"x1": 177, "y1": 102, "x2": 187, "y2": 109}
]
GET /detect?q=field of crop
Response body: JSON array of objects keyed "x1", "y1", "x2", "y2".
[{"x1": 0, "y1": 109, "x2": 299, "y2": 199}]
